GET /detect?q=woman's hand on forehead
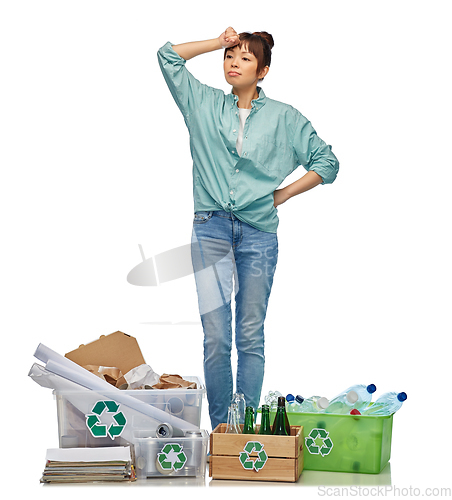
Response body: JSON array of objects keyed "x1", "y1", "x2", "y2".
[{"x1": 219, "y1": 27, "x2": 239, "y2": 48}]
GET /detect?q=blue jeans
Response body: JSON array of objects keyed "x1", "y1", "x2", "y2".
[{"x1": 191, "y1": 210, "x2": 278, "y2": 430}]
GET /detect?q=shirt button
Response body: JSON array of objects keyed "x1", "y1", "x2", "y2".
[
  {"x1": 245, "y1": 136, "x2": 248, "y2": 140},
  {"x1": 233, "y1": 129, "x2": 236, "y2": 133},
  {"x1": 232, "y1": 150, "x2": 235, "y2": 154},
  {"x1": 236, "y1": 169, "x2": 239, "y2": 173},
  {"x1": 244, "y1": 152, "x2": 247, "y2": 156},
  {"x1": 230, "y1": 190, "x2": 234, "y2": 195}
]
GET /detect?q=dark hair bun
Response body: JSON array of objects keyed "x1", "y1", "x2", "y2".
[{"x1": 253, "y1": 31, "x2": 274, "y2": 50}]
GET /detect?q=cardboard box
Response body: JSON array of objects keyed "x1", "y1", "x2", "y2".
[
  {"x1": 209, "y1": 424, "x2": 304, "y2": 482},
  {"x1": 65, "y1": 331, "x2": 146, "y2": 377}
]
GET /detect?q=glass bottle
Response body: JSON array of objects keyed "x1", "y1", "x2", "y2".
[
  {"x1": 243, "y1": 406, "x2": 255, "y2": 434},
  {"x1": 231, "y1": 393, "x2": 246, "y2": 425},
  {"x1": 272, "y1": 397, "x2": 290, "y2": 435},
  {"x1": 225, "y1": 403, "x2": 241, "y2": 434},
  {"x1": 258, "y1": 405, "x2": 272, "y2": 435},
  {"x1": 272, "y1": 405, "x2": 288, "y2": 436},
  {"x1": 282, "y1": 396, "x2": 291, "y2": 434}
]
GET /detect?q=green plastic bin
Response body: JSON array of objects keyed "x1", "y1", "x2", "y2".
[{"x1": 269, "y1": 411, "x2": 393, "y2": 474}]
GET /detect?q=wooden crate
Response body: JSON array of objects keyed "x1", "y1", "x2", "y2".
[{"x1": 209, "y1": 424, "x2": 304, "y2": 482}]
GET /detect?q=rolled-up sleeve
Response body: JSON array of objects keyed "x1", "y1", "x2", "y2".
[
  {"x1": 292, "y1": 113, "x2": 339, "y2": 184},
  {"x1": 157, "y1": 41, "x2": 211, "y2": 122}
]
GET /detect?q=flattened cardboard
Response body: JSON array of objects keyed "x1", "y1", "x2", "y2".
[{"x1": 64, "y1": 331, "x2": 146, "y2": 376}]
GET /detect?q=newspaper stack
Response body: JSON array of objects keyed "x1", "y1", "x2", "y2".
[{"x1": 40, "y1": 446, "x2": 135, "y2": 483}]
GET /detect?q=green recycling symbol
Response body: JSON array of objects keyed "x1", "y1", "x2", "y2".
[
  {"x1": 239, "y1": 441, "x2": 268, "y2": 472},
  {"x1": 85, "y1": 400, "x2": 127, "y2": 440},
  {"x1": 305, "y1": 428, "x2": 334, "y2": 457},
  {"x1": 157, "y1": 443, "x2": 187, "y2": 472}
]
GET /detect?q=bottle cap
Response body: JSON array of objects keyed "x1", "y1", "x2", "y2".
[
  {"x1": 367, "y1": 384, "x2": 377, "y2": 394},
  {"x1": 286, "y1": 394, "x2": 294, "y2": 402},
  {"x1": 397, "y1": 392, "x2": 407, "y2": 402},
  {"x1": 317, "y1": 397, "x2": 329, "y2": 409},
  {"x1": 346, "y1": 390, "x2": 358, "y2": 404},
  {"x1": 277, "y1": 396, "x2": 286, "y2": 406},
  {"x1": 350, "y1": 409, "x2": 361, "y2": 415},
  {"x1": 295, "y1": 395, "x2": 305, "y2": 404}
]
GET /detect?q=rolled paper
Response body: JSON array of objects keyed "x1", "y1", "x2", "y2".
[
  {"x1": 182, "y1": 405, "x2": 200, "y2": 426},
  {"x1": 34, "y1": 343, "x2": 197, "y2": 431},
  {"x1": 29, "y1": 363, "x2": 159, "y2": 443},
  {"x1": 166, "y1": 397, "x2": 184, "y2": 417}
]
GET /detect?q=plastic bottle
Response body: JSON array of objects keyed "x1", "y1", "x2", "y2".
[
  {"x1": 298, "y1": 396, "x2": 329, "y2": 413},
  {"x1": 345, "y1": 384, "x2": 377, "y2": 411},
  {"x1": 265, "y1": 390, "x2": 282, "y2": 410},
  {"x1": 325, "y1": 384, "x2": 377, "y2": 414},
  {"x1": 286, "y1": 395, "x2": 304, "y2": 413},
  {"x1": 285, "y1": 394, "x2": 295, "y2": 412},
  {"x1": 360, "y1": 392, "x2": 407, "y2": 416},
  {"x1": 324, "y1": 390, "x2": 359, "y2": 414}
]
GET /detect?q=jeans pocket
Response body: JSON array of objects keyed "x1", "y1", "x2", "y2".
[{"x1": 193, "y1": 211, "x2": 213, "y2": 224}]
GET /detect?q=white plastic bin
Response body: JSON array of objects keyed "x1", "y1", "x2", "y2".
[
  {"x1": 133, "y1": 429, "x2": 209, "y2": 479},
  {"x1": 54, "y1": 376, "x2": 206, "y2": 450}
]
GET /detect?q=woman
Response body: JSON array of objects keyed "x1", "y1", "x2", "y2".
[{"x1": 158, "y1": 27, "x2": 339, "y2": 430}]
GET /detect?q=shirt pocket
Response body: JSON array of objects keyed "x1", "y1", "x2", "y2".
[{"x1": 256, "y1": 136, "x2": 295, "y2": 175}]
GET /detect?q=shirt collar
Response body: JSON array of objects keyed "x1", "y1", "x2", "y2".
[{"x1": 228, "y1": 86, "x2": 267, "y2": 111}]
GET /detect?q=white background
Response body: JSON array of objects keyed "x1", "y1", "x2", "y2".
[{"x1": 2, "y1": 0, "x2": 451, "y2": 497}]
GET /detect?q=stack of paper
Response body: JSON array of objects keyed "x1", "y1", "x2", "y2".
[{"x1": 40, "y1": 446, "x2": 135, "y2": 483}]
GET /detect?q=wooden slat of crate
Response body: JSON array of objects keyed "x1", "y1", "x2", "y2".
[
  {"x1": 210, "y1": 456, "x2": 301, "y2": 482},
  {"x1": 211, "y1": 424, "x2": 302, "y2": 458}
]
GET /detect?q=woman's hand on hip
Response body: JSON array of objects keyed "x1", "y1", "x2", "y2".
[
  {"x1": 218, "y1": 27, "x2": 239, "y2": 48},
  {"x1": 273, "y1": 171, "x2": 324, "y2": 207},
  {"x1": 273, "y1": 188, "x2": 290, "y2": 208}
]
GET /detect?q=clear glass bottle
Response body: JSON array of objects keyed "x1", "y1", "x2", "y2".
[
  {"x1": 225, "y1": 403, "x2": 241, "y2": 434},
  {"x1": 231, "y1": 393, "x2": 246, "y2": 425}
]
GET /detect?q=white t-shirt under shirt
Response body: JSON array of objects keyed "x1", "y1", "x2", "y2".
[{"x1": 236, "y1": 107, "x2": 251, "y2": 157}]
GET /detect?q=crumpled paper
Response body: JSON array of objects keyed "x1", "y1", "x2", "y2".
[
  {"x1": 122, "y1": 363, "x2": 160, "y2": 390},
  {"x1": 152, "y1": 373, "x2": 197, "y2": 390},
  {"x1": 83, "y1": 365, "x2": 124, "y2": 387}
]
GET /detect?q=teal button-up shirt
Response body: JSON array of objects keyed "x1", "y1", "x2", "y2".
[{"x1": 157, "y1": 41, "x2": 339, "y2": 233}]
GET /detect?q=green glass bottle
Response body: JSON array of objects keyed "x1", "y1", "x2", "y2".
[
  {"x1": 258, "y1": 405, "x2": 272, "y2": 435},
  {"x1": 243, "y1": 406, "x2": 255, "y2": 434},
  {"x1": 272, "y1": 397, "x2": 289, "y2": 435}
]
